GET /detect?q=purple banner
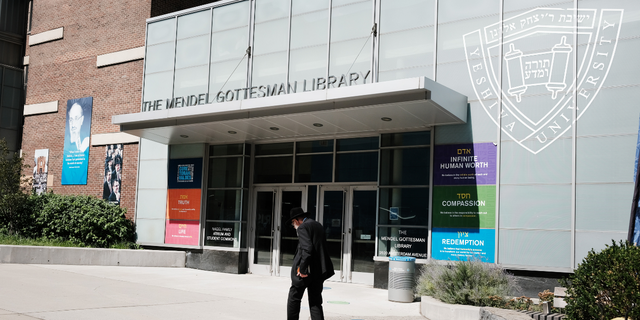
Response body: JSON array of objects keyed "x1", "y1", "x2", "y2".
[{"x1": 434, "y1": 143, "x2": 497, "y2": 186}]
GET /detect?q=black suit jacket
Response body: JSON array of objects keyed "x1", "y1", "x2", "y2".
[{"x1": 293, "y1": 218, "x2": 335, "y2": 281}]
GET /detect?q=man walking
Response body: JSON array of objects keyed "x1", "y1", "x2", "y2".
[{"x1": 287, "y1": 207, "x2": 335, "y2": 320}]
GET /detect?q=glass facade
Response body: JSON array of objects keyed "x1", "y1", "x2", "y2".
[
  {"x1": 205, "y1": 144, "x2": 250, "y2": 248},
  {"x1": 138, "y1": 0, "x2": 640, "y2": 273}
]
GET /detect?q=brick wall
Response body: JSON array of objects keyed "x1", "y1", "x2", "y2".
[{"x1": 23, "y1": 1, "x2": 152, "y2": 219}]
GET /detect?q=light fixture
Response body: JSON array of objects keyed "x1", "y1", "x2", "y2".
[
  {"x1": 269, "y1": 127, "x2": 279, "y2": 131},
  {"x1": 180, "y1": 134, "x2": 189, "y2": 138},
  {"x1": 228, "y1": 131, "x2": 237, "y2": 134},
  {"x1": 381, "y1": 117, "x2": 392, "y2": 122},
  {"x1": 313, "y1": 123, "x2": 323, "y2": 127}
]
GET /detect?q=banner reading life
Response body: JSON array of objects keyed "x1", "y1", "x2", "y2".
[
  {"x1": 432, "y1": 143, "x2": 497, "y2": 262},
  {"x1": 61, "y1": 97, "x2": 93, "y2": 185}
]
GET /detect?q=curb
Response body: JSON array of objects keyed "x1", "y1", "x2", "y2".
[
  {"x1": 0, "y1": 245, "x2": 185, "y2": 268},
  {"x1": 421, "y1": 296, "x2": 532, "y2": 320}
]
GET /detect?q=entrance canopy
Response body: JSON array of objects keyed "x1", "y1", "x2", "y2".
[{"x1": 112, "y1": 77, "x2": 467, "y2": 144}]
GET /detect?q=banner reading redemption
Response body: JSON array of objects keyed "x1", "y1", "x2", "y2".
[{"x1": 432, "y1": 142, "x2": 497, "y2": 262}]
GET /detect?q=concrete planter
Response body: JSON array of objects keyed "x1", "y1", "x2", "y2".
[
  {"x1": 0, "y1": 245, "x2": 185, "y2": 268},
  {"x1": 421, "y1": 296, "x2": 532, "y2": 320}
]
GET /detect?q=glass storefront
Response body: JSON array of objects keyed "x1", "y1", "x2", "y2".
[{"x1": 135, "y1": 0, "x2": 640, "y2": 275}]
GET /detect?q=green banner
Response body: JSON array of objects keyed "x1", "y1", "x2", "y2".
[{"x1": 432, "y1": 185, "x2": 496, "y2": 228}]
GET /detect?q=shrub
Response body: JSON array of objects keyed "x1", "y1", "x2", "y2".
[
  {"x1": 0, "y1": 139, "x2": 32, "y2": 235},
  {"x1": 560, "y1": 240, "x2": 640, "y2": 320},
  {"x1": 415, "y1": 258, "x2": 518, "y2": 307},
  {"x1": 33, "y1": 193, "x2": 137, "y2": 248}
]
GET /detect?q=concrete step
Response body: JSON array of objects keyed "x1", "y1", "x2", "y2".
[{"x1": 0, "y1": 245, "x2": 185, "y2": 267}]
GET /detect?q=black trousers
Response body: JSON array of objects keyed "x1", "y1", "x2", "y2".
[{"x1": 287, "y1": 268, "x2": 325, "y2": 320}]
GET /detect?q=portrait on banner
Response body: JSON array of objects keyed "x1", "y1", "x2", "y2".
[
  {"x1": 33, "y1": 149, "x2": 49, "y2": 195},
  {"x1": 61, "y1": 97, "x2": 93, "y2": 185},
  {"x1": 103, "y1": 144, "x2": 123, "y2": 205}
]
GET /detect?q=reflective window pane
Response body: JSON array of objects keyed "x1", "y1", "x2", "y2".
[
  {"x1": 254, "y1": 156, "x2": 293, "y2": 183},
  {"x1": 206, "y1": 189, "x2": 244, "y2": 221},
  {"x1": 177, "y1": 10, "x2": 211, "y2": 39},
  {"x1": 380, "y1": 148, "x2": 430, "y2": 185},
  {"x1": 208, "y1": 157, "x2": 243, "y2": 188},
  {"x1": 335, "y1": 152, "x2": 378, "y2": 182},
  {"x1": 381, "y1": 131, "x2": 430, "y2": 147},
  {"x1": 147, "y1": 19, "x2": 176, "y2": 45},
  {"x1": 255, "y1": 142, "x2": 293, "y2": 155},
  {"x1": 295, "y1": 154, "x2": 333, "y2": 182},
  {"x1": 176, "y1": 35, "x2": 209, "y2": 69},
  {"x1": 210, "y1": 144, "x2": 244, "y2": 156},
  {"x1": 337, "y1": 136, "x2": 378, "y2": 151},
  {"x1": 252, "y1": 0, "x2": 290, "y2": 86},
  {"x1": 329, "y1": 0, "x2": 373, "y2": 77},
  {"x1": 379, "y1": 0, "x2": 435, "y2": 81},
  {"x1": 296, "y1": 140, "x2": 333, "y2": 153},
  {"x1": 378, "y1": 187, "x2": 429, "y2": 226},
  {"x1": 145, "y1": 42, "x2": 175, "y2": 74},
  {"x1": 174, "y1": 65, "x2": 209, "y2": 99}
]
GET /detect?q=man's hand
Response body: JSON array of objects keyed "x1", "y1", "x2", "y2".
[{"x1": 296, "y1": 267, "x2": 308, "y2": 278}]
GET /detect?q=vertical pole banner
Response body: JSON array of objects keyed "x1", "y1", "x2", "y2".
[
  {"x1": 629, "y1": 116, "x2": 640, "y2": 246},
  {"x1": 165, "y1": 158, "x2": 203, "y2": 246},
  {"x1": 432, "y1": 143, "x2": 497, "y2": 262},
  {"x1": 103, "y1": 144, "x2": 123, "y2": 205},
  {"x1": 61, "y1": 97, "x2": 93, "y2": 185},
  {"x1": 33, "y1": 149, "x2": 49, "y2": 195}
]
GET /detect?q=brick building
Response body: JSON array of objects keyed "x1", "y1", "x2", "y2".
[{"x1": 22, "y1": 1, "x2": 215, "y2": 218}]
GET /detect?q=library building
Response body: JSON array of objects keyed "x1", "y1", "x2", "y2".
[{"x1": 20, "y1": 0, "x2": 640, "y2": 289}]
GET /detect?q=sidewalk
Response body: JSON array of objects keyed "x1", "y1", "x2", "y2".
[{"x1": 0, "y1": 264, "x2": 426, "y2": 320}]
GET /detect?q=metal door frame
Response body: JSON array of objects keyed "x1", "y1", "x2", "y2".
[
  {"x1": 248, "y1": 186, "x2": 305, "y2": 277},
  {"x1": 347, "y1": 185, "x2": 377, "y2": 285},
  {"x1": 319, "y1": 185, "x2": 376, "y2": 284}
]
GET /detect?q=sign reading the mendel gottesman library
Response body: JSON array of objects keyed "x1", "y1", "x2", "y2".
[
  {"x1": 142, "y1": 71, "x2": 371, "y2": 111},
  {"x1": 432, "y1": 143, "x2": 497, "y2": 262}
]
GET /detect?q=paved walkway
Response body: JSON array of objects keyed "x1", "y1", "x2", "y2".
[{"x1": 0, "y1": 264, "x2": 425, "y2": 320}]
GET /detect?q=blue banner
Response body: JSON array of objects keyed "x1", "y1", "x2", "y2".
[
  {"x1": 431, "y1": 228, "x2": 495, "y2": 263},
  {"x1": 167, "y1": 158, "x2": 203, "y2": 189},
  {"x1": 61, "y1": 97, "x2": 93, "y2": 185}
]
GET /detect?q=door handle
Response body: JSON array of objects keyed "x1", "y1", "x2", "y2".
[{"x1": 349, "y1": 228, "x2": 351, "y2": 234}]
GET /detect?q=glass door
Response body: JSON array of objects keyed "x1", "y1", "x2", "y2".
[
  {"x1": 319, "y1": 187, "x2": 346, "y2": 282},
  {"x1": 319, "y1": 186, "x2": 377, "y2": 284},
  {"x1": 347, "y1": 186, "x2": 377, "y2": 284},
  {"x1": 249, "y1": 187, "x2": 304, "y2": 277}
]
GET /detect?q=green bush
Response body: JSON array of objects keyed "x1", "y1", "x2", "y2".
[
  {"x1": 0, "y1": 139, "x2": 32, "y2": 236},
  {"x1": 33, "y1": 193, "x2": 136, "y2": 248},
  {"x1": 560, "y1": 240, "x2": 640, "y2": 320},
  {"x1": 415, "y1": 258, "x2": 518, "y2": 307}
]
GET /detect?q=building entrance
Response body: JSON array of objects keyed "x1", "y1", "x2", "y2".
[{"x1": 249, "y1": 185, "x2": 376, "y2": 285}]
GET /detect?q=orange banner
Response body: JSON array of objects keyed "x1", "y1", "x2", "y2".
[{"x1": 166, "y1": 189, "x2": 201, "y2": 220}]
